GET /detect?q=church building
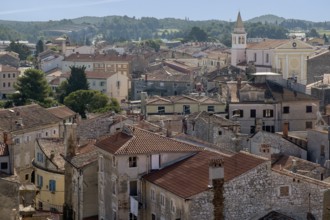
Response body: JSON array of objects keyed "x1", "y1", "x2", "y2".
[{"x1": 231, "y1": 12, "x2": 315, "y2": 85}]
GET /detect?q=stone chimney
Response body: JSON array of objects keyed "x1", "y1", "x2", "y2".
[
  {"x1": 283, "y1": 122, "x2": 289, "y2": 138},
  {"x1": 64, "y1": 123, "x2": 77, "y2": 158},
  {"x1": 209, "y1": 157, "x2": 225, "y2": 220},
  {"x1": 209, "y1": 157, "x2": 224, "y2": 187},
  {"x1": 291, "y1": 159, "x2": 297, "y2": 173}
]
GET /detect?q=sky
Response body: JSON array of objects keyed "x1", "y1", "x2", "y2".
[{"x1": 1, "y1": 0, "x2": 330, "y2": 22}]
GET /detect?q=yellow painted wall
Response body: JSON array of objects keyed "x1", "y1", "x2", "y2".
[{"x1": 35, "y1": 168, "x2": 64, "y2": 211}]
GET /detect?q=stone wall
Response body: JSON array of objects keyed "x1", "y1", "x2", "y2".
[
  {"x1": 0, "y1": 178, "x2": 19, "y2": 219},
  {"x1": 189, "y1": 191, "x2": 214, "y2": 220},
  {"x1": 307, "y1": 51, "x2": 330, "y2": 84},
  {"x1": 270, "y1": 170, "x2": 329, "y2": 220},
  {"x1": 223, "y1": 162, "x2": 273, "y2": 219}
]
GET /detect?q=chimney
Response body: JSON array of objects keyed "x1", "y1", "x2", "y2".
[
  {"x1": 50, "y1": 150, "x2": 55, "y2": 161},
  {"x1": 208, "y1": 157, "x2": 224, "y2": 187},
  {"x1": 64, "y1": 123, "x2": 77, "y2": 158},
  {"x1": 283, "y1": 122, "x2": 289, "y2": 138}
]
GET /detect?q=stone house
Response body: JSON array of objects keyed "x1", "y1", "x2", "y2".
[
  {"x1": 63, "y1": 139, "x2": 99, "y2": 220},
  {"x1": 246, "y1": 130, "x2": 307, "y2": 160},
  {"x1": 0, "y1": 104, "x2": 62, "y2": 182},
  {"x1": 142, "y1": 94, "x2": 226, "y2": 117},
  {"x1": 0, "y1": 64, "x2": 20, "y2": 99},
  {"x1": 131, "y1": 68, "x2": 193, "y2": 100},
  {"x1": 228, "y1": 80, "x2": 319, "y2": 134},
  {"x1": 185, "y1": 111, "x2": 240, "y2": 152},
  {"x1": 143, "y1": 149, "x2": 330, "y2": 220},
  {"x1": 94, "y1": 125, "x2": 201, "y2": 220}
]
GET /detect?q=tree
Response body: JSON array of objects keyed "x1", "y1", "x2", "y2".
[
  {"x1": 187, "y1": 27, "x2": 208, "y2": 42},
  {"x1": 64, "y1": 90, "x2": 109, "y2": 118},
  {"x1": 6, "y1": 41, "x2": 31, "y2": 60},
  {"x1": 35, "y1": 39, "x2": 44, "y2": 55},
  {"x1": 323, "y1": 33, "x2": 329, "y2": 43},
  {"x1": 66, "y1": 66, "x2": 89, "y2": 95},
  {"x1": 13, "y1": 68, "x2": 51, "y2": 106},
  {"x1": 307, "y1": 29, "x2": 320, "y2": 38}
]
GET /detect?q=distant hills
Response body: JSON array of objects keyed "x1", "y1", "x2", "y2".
[{"x1": 0, "y1": 14, "x2": 329, "y2": 45}]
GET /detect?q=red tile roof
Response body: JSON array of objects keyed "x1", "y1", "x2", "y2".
[
  {"x1": 143, "y1": 150, "x2": 267, "y2": 198},
  {"x1": 247, "y1": 39, "x2": 289, "y2": 50},
  {"x1": 64, "y1": 53, "x2": 132, "y2": 62},
  {"x1": 95, "y1": 126, "x2": 201, "y2": 155}
]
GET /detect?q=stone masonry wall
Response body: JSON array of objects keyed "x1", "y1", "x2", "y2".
[
  {"x1": 270, "y1": 171, "x2": 328, "y2": 220},
  {"x1": 223, "y1": 162, "x2": 273, "y2": 220},
  {"x1": 189, "y1": 191, "x2": 214, "y2": 220}
]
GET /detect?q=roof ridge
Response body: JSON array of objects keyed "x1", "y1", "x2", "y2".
[{"x1": 238, "y1": 150, "x2": 269, "y2": 161}]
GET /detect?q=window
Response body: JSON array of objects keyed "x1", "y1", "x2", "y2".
[
  {"x1": 263, "y1": 109, "x2": 273, "y2": 118},
  {"x1": 218, "y1": 130, "x2": 222, "y2": 135},
  {"x1": 112, "y1": 156, "x2": 116, "y2": 167},
  {"x1": 129, "y1": 213, "x2": 137, "y2": 220},
  {"x1": 266, "y1": 54, "x2": 269, "y2": 63},
  {"x1": 250, "y1": 126, "x2": 256, "y2": 134},
  {"x1": 37, "y1": 152, "x2": 44, "y2": 163},
  {"x1": 2, "y1": 74, "x2": 5, "y2": 78},
  {"x1": 0, "y1": 162, "x2": 8, "y2": 170},
  {"x1": 151, "y1": 188, "x2": 156, "y2": 202},
  {"x1": 8, "y1": 82, "x2": 10, "y2": 87},
  {"x1": 112, "y1": 180, "x2": 116, "y2": 195},
  {"x1": 262, "y1": 125, "x2": 275, "y2": 133},
  {"x1": 306, "y1": 121, "x2": 313, "y2": 129},
  {"x1": 306, "y1": 105, "x2": 312, "y2": 113},
  {"x1": 254, "y1": 53, "x2": 257, "y2": 62},
  {"x1": 15, "y1": 138, "x2": 20, "y2": 144},
  {"x1": 45, "y1": 132, "x2": 48, "y2": 137},
  {"x1": 3, "y1": 82, "x2": 5, "y2": 87},
  {"x1": 183, "y1": 105, "x2": 190, "y2": 114},
  {"x1": 100, "y1": 81, "x2": 106, "y2": 86},
  {"x1": 152, "y1": 214, "x2": 156, "y2": 220},
  {"x1": 49, "y1": 179, "x2": 56, "y2": 192},
  {"x1": 116, "y1": 81, "x2": 120, "y2": 88},
  {"x1": 160, "y1": 194, "x2": 165, "y2": 207},
  {"x1": 321, "y1": 145, "x2": 325, "y2": 157},
  {"x1": 279, "y1": 186, "x2": 290, "y2": 197},
  {"x1": 25, "y1": 174, "x2": 29, "y2": 180},
  {"x1": 233, "y1": 109, "x2": 243, "y2": 118},
  {"x1": 207, "y1": 106, "x2": 215, "y2": 112},
  {"x1": 283, "y1": 106, "x2": 290, "y2": 114},
  {"x1": 186, "y1": 83, "x2": 190, "y2": 87},
  {"x1": 250, "y1": 109, "x2": 256, "y2": 118},
  {"x1": 8, "y1": 73, "x2": 10, "y2": 78},
  {"x1": 37, "y1": 175, "x2": 43, "y2": 188},
  {"x1": 158, "y1": 106, "x2": 165, "y2": 114},
  {"x1": 129, "y1": 157, "x2": 137, "y2": 167},
  {"x1": 129, "y1": 181, "x2": 137, "y2": 196},
  {"x1": 13, "y1": 73, "x2": 15, "y2": 78},
  {"x1": 170, "y1": 199, "x2": 176, "y2": 213},
  {"x1": 113, "y1": 210, "x2": 117, "y2": 220}
]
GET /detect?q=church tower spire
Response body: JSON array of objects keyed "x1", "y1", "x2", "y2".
[{"x1": 231, "y1": 12, "x2": 247, "y2": 67}]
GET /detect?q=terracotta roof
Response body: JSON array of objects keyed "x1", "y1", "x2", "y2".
[
  {"x1": 95, "y1": 125, "x2": 201, "y2": 155},
  {"x1": 143, "y1": 150, "x2": 267, "y2": 198},
  {"x1": 247, "y1": 39, "x2": 289, "y2": 50},
  {"x1": 47, "y1": 106, "x2": 76, "y2": 120},
  {"x1": 0, "y1": 143, "x2": 9, "y2": 156},
  {"x1": 85, "y1": 71, "x2": 115, "y2": 79},
  {"x1": 0, "y1": 104, "x2": 61, "y2": 133},
  {"x1": 69, "y1": 142, "x2": 98, "y2": 168},
  {"x1": 0, "y1": 64, "x2": 19, "y2": 72},
  {"x1": 64, "y1": 53, "x2": 132, "y2": 62}
]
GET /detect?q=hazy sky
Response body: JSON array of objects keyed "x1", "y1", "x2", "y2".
[{"x1": 1, "y1": 0, "x2": 330, "y2": 22}]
